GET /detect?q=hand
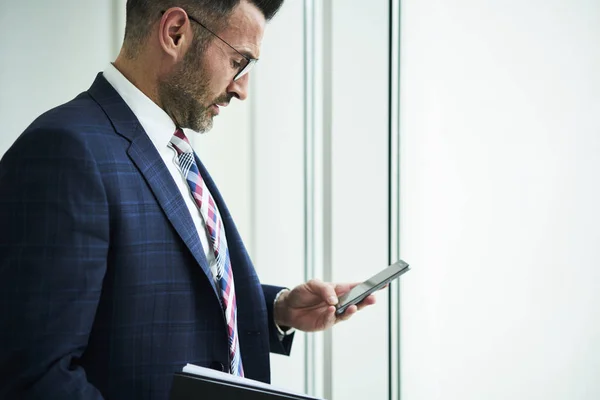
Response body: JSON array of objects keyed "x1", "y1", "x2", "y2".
[{"x1": 274, "y1": 279, "x2": 379, "y2": 332}]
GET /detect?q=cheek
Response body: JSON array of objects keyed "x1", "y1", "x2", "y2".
[
  {"x1": 204, "y1": 71, "x2": 229, "y2": 98},
  {"x1": 199, "y1": 53, "x2": 231, "y2": 96}
]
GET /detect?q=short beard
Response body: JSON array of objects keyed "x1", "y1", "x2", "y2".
[{"x1": 157, "y1": 46, "x2": 214, "y2": 133}]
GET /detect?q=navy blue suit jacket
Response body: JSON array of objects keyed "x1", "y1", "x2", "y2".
[{"x1": 0, "y1": 74, "x2": 293, "y2": 399}]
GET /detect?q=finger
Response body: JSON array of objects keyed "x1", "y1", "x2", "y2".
[
  {"x1": 356, "y1": 294, "x2": 377, "y2": 311},
  {"x1": 309, "y1": 279, "x2": 339, "y2": 305},
  {"x1": 322, "y1": 305, "x2": 338, "y2": 329},
  {"x1": 336, "y1": 304, "x2": 358, "y2": 322},
  {"x1": 333, "y1": 282, "x2": 361, "y2": 296}
]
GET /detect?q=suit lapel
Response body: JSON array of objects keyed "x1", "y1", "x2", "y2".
[{"x1": 87, "y1": 73, "x2": 219, "y2": 298}]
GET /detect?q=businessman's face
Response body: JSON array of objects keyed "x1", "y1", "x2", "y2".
[{"x1": 158, "y1": 1, "x2": 265, "y2": 133}]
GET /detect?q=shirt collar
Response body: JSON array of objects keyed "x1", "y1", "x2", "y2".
[{"x1": 102, "y1": 63, "x2": 176, "y2": 149}]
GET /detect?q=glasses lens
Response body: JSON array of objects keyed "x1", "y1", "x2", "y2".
[{"x1": 234, "y1": 59, "x2": 257, "y2": 81}]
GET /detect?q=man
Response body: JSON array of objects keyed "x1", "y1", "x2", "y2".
[{"x1": 0, "y1": 1, "x2": 376, "y2": 399}]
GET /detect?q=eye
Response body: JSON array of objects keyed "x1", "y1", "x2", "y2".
[{"x1": 231, "y1": 59, "x2": 243, "y2": 70}]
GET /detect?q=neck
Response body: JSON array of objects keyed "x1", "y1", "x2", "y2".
[{"x1": 113, "y1": 50, "x2": 162, "y2": 107}]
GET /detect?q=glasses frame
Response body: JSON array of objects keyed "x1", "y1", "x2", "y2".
[{"x1": 161, "y1": 9, "x2": 258, "y2": 81}]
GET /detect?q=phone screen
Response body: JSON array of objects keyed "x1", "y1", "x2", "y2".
[{"x1": 335, "y1": 260, "x2": 410, "y2": 315}]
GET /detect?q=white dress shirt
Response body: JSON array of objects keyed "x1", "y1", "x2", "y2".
[{"x1": 103, "y1": 63, "x2": 218, "y2": 279}]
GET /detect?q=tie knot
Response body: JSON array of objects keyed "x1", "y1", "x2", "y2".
[{"x1": 170, "y1": 128, "x2": 193, "y2": 155}]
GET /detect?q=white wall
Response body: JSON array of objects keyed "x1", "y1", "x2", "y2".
[
  {"x1": 0, "y1": 0, "x2": 119, "y2": 155},
  {"x1": 399, "y1": 0, "x2": 600, "y2": 399},
  {"x1": 328, "y1": 0, "x2": 390, "y2": 399}
]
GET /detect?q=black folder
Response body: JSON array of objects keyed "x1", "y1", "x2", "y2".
[{"x1": 170, "y1": 372, "x2": 323, "y2": 400}]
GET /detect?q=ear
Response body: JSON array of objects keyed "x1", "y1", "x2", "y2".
[{"x1": 158, "y1": 8, "x2": 192, "y2": 63}]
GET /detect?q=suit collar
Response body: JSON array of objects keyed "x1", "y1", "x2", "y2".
[
  {"x1": 102, "y1": 63, "x2": 176, "y2": 152},
  {"x1": 87, "y1": 72, "x2": 144, "y2": 142}
]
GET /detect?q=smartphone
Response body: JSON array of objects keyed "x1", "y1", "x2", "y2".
[{"x1": 335, "y1": 260, "x2": 410, "y2": 315}]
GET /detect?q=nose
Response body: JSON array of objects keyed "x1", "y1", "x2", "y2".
[{"x1": 226, "y1": 73, "x2": 250, "y2": 101}]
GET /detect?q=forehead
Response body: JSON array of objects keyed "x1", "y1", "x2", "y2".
[{"x1": 217, "y1": 1, "x2": 266, "y2": 59}]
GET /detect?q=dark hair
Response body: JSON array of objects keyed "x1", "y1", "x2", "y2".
[{"x1": 123, "y1": 0, "x2": 284, "y2": 58}]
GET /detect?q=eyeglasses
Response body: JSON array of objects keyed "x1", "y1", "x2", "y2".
[{"x1": 162, "y1": 10, "x2": 258, "y2": 81}]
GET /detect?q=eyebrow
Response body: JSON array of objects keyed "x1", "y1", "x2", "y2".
[{"x1": 241, "y1": 50, "x2": 259, "y2": 60}]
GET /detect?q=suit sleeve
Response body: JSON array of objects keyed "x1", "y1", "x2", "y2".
[
  {"x1": 262, "y1": 285, "x2": 294, "y2": 356},
  {"x1": 0, "y1": 128, "x2": 109, "y2": 399}
]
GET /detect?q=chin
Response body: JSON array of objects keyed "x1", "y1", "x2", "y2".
[
  {"x1": 189, "y1": 119, "x2": 213, "y2": 134},
  {"x1": 180, "y1": 108, "x2": 213, "y2": 133}
]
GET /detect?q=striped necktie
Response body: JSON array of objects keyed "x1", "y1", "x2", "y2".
[{"x1": 169, "y1": 128, "x2": 244, "y2": 377}]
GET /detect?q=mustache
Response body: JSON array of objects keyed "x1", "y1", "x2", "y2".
[{"x1": 212, "y1": 94, "x2": 233, "y2": 106}]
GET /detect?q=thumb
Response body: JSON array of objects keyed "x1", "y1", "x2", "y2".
[{"x1": 317, "y1": 281, "x2": 338, "y2": 306}]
